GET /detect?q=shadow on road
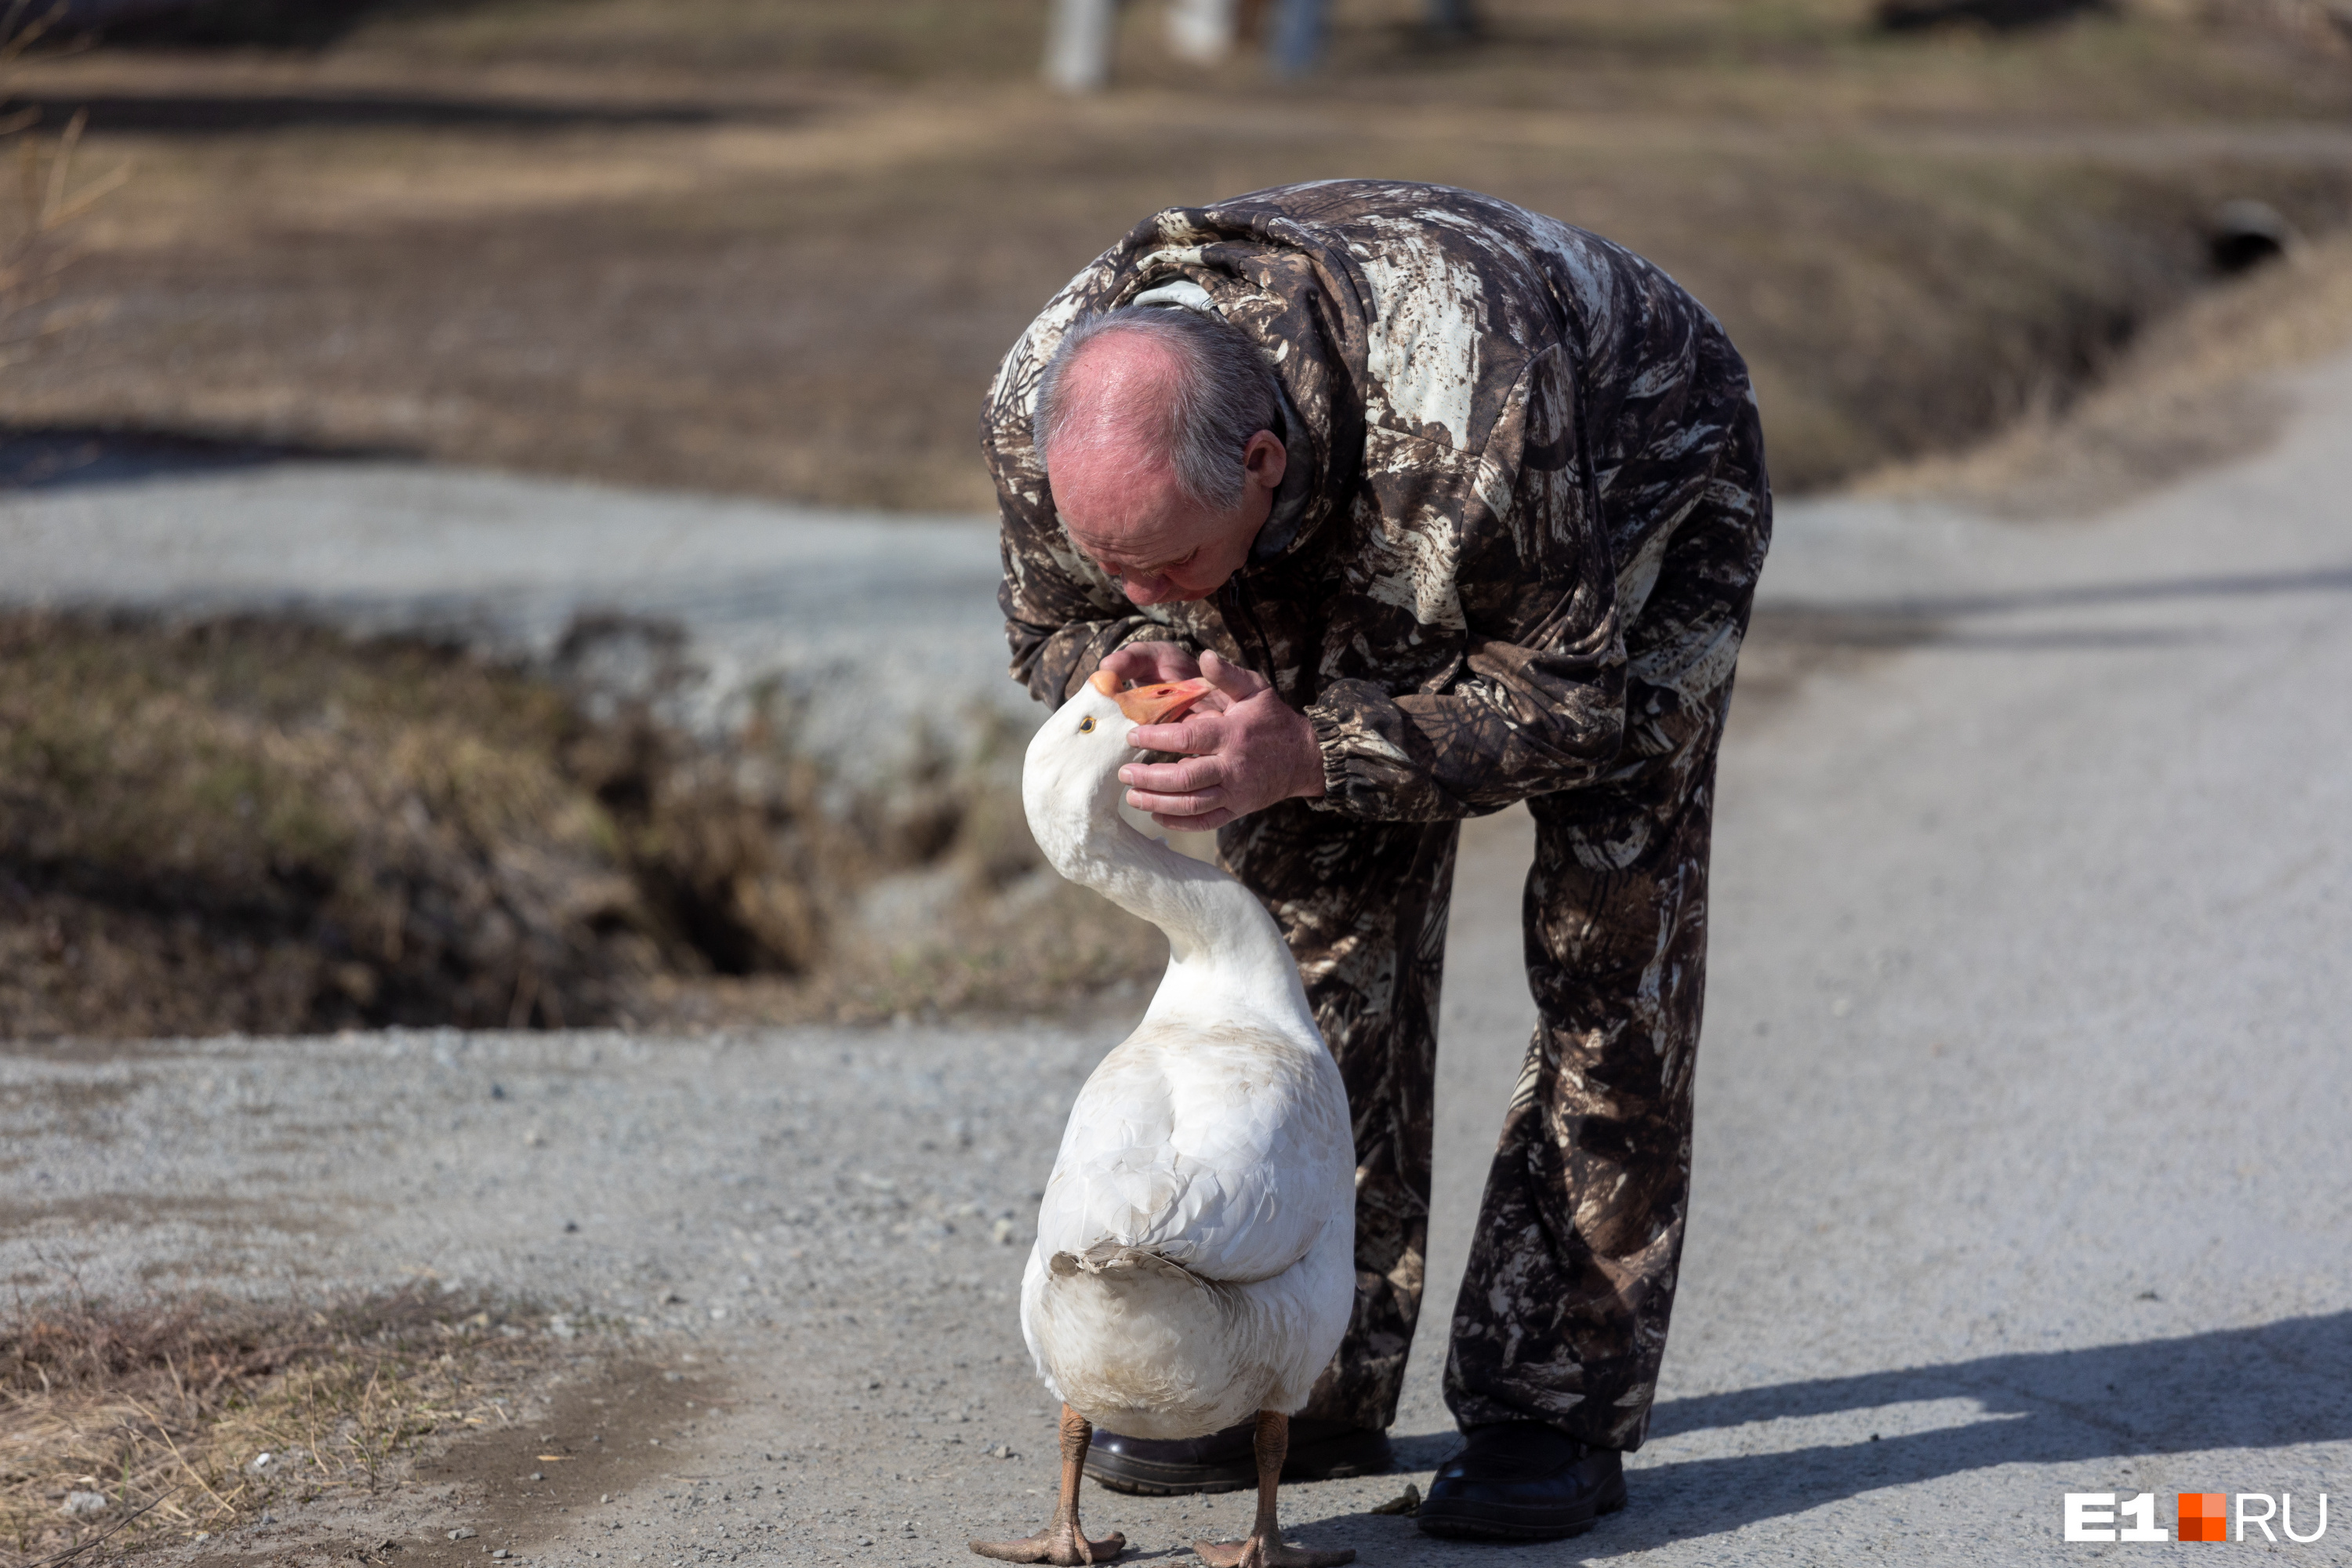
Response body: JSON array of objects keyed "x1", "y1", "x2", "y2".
[
  {"x1": 0, "y1": 425, "x2": 412, "y2": 489},
  {"x1": 1367, "y1": 1312, "x2": 2350, "y2": 1558},
  {"x1": 6, "y1": 92, "x2": 762, "y2": 134},
  {"x1": 1769, "y1": 562, "x2": 2352, "y2": 633}
]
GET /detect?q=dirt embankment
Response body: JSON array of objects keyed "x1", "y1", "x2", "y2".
[{"x1": 0, "y1": 613, "x2": 1159, "y2": 1040}]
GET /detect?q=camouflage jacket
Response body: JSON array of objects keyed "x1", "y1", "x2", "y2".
[{"x1": 985, "y1": 180, "x2": 1768, "y2": 822}]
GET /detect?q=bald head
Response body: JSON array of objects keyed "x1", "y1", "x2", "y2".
[
  {"x1": 1034, "y1": 306, "x2": 1287, "y2": 605},
  {"x1": 1040, "y1": 330, "x2": 1191, "y2": 490}
]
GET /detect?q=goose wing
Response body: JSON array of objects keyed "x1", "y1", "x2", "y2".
[{"x1": 1036, "y1": 1022, "x2": 1352, "y2": 1285}]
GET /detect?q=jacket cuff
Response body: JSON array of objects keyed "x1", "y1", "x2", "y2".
[{"x1": 1303, "y1": 699, "x2": 1372, "y2": 816}]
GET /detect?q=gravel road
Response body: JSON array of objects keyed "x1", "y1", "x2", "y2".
[{"x1": 4, "y1": 353, "x2": 2349, "y2": 1565}]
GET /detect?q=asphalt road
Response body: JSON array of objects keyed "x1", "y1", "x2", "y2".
[{"x1": 3, "y1": 352, "x2": 2349, "y2": 1565}]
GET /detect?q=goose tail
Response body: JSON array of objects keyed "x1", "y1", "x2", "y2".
[{"x1": 1049, "y1": 1240, "x2": 1203, "y2": 1286}]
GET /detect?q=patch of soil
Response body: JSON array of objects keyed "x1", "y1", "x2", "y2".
[
  {"x1": 0, "y1": 1290, "x2": 579, "y2": 1566},
  {"x1": 373, "y1": 1360, "x2": 710, "y2": 1568},
  {"x1": 134, "y1": 1357, "x2": 717, "y2": 1568}
]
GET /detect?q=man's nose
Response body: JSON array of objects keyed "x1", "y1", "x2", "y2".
[{"x1": 1122, "y1": 575, "x2": 1171, "y2": 605}]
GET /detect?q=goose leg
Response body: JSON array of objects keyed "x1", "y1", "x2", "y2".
[
  {"x1": 971, "y1": 1404, "x2": 1128, "y2": 1565},
  {"x1": 1192, "y1": 1411, "x2": 1356, "y2": 1568}
]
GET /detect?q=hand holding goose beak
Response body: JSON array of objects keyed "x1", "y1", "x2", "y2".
[{"x1": 1117, "y1": 650, "x2": 1327, "y2": 833}]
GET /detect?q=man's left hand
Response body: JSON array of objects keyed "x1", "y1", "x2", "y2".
[{"x1": 1120, "y1": 650, "x2": 1326, "y2": 833}]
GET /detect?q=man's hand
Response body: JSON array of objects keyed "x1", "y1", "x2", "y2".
[{"x1": 1117, "y1": 649, "x2": 1326, "y2": 833}]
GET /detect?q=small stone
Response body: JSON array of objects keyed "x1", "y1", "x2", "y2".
[
  {"x1": 450, "y1": 1528, "x2": 478, "y2": 1541},
  {"x1": 60, "y1": 1491, "x2": 107, "y2": 1517}
]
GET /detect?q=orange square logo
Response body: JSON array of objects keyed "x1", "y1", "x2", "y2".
[{"x1": 2180, "y1": 1493, "x2": 2228, "y2": 1542}]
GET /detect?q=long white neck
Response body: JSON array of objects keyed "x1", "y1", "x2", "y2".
[{"x1": 1037, "y1": 771, "x2": 1319, "y2": 1043}]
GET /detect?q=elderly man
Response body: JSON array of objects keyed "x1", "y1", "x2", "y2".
[{"x1": 985, "y1": 180, "x2": 1769, "y2": 1543}]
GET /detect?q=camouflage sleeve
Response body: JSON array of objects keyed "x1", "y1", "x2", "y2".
[{"x1": 1304, "y1": 347, "x2": 1628, "y2": 822}]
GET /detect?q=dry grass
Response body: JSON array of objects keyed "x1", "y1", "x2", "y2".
[
  {"x1": 0, "y1": 612, "x2": 662, "y2": 1036},
  {"x1": 0, "y1": 611, "x2": 1163, "y2": 1040},
  {"x1": 0, "y1": 1289, "x2": 561, "y2": 1566},
  {"x1": 1860, "y1": 232, "x2": 2352, "y2": 513},
  {"x1": 0, "y1": 0, "x2": 129, "y2": 370},
  {"x1": 0, "y1": 0, "x2": 2346, "y2": 503}
]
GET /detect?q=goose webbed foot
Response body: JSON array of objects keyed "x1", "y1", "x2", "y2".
[
  {"x1": 1191, "y1": 1410, "x2": 1354, "y2": 1568},
  {"x1": 1191, "y1": 1536, "x2": 1354, "y2": 1568},
  {"x1": 970, "y1": 1524, "x2": 1129, "y2": 1565},
  {"x1": 970, "y1": 1404, "x2": 1128, "y2": 1565}
]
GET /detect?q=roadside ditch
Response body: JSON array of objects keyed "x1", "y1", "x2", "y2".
[{"x1": 0, "y1": 610, "x2": 1160, "y2": 1040}]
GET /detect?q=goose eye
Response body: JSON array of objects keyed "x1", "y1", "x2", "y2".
[{"x1": 1078, "y1": 717, "x2": 1095, "y2": 732}]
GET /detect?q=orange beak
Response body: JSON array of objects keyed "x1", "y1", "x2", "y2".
[{"x1": 1087, "y1": 670, "x2": 1214, "y2": 727}]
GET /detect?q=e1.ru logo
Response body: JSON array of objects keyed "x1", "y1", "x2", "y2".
[
  {"x1": 2065, "y1": 1491, "x2": 2329, "y2": 1543},
  {"x1": 2177, "y1": 1494, "x2": 2227, "y2": 1542}
]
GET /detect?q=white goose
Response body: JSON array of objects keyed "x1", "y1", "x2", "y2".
[{"x1": 971, "y1": 670, "x2": 1359, "y2": 1568}]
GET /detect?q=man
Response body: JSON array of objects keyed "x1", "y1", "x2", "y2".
[{"x1": 985, "y1": 180, "x2": 1769, "y2": 1543}]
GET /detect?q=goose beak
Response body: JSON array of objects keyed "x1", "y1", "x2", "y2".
[{"x1": 1110, "y1": 677, "x2": 1213, "y2": 727}]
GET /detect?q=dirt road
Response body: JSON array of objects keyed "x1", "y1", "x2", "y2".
[{"x1": 5, "y1": 351, "x2": 2350, "y2": 1563}]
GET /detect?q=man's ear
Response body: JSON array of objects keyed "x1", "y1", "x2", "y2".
[{"x1": 1243, "y1": 429, "x2": 1287, "y2": 491}]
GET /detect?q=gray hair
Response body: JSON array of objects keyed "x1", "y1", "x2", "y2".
[{"x1": 1033, "y1": 304, "x2": 1281, "y2": 511}]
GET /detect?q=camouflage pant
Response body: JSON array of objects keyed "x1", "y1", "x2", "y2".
[{"x1": 1218, "y1": 502, "x2": 1758, "y2": 1455}]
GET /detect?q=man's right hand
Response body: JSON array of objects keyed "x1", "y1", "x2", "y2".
[{"x1": 1100, "y1": 642, "x2": 1202, "y2": 688}]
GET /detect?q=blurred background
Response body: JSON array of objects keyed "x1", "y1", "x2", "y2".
[{"x1": 0, "y1": 0, "x2": 2347, "y2": 1041}]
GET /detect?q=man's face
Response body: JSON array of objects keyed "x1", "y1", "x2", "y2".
[{"x1": 1050, "y1": 431, "x2": 1285, "y2": 608}]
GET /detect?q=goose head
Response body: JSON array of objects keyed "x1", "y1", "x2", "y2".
[{"x1": 1023, "y1": 670, "x2": 1213, "y2": 879}]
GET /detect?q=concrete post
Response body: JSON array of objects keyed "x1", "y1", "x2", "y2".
[
  {"x1": 1167, "y1": 0, "x2": 1238, "y2": 62},
  {"x1": 1044, "y1": 0, "x2": 1121, "y2": 92}
]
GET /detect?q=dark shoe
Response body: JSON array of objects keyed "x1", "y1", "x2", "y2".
[
  {"x1": 1083, "y1": 1418, "x2": 1392, "y2": 1496},
  {"x1": 1415, "y1": 1423, "x2": 1627, "y2": 1542}
]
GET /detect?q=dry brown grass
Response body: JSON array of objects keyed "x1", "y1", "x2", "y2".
[
  {"x1": 0, "y1": 1, "x2": 129, "y2": 371},
  {"x1": 1860, "y1": 232, "x2": 2352, "y2": 513},
  {"x1": 0, "y1": 0, "x2": 2347, "y2": 503},
  {"x1": 0, "y1": 1289, "x2": 560, "y2": 1566},
  {"x1": 0, "y1": 612, "x2": 663, "y2": 1036},
  {"x1": 0, "y1": 611, "x2": 1163, "y2": 1040}
]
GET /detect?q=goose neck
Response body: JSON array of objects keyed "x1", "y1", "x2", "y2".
[{"x1": 1056, "y1": 809, "x2": 1312, "y2": 1033}]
